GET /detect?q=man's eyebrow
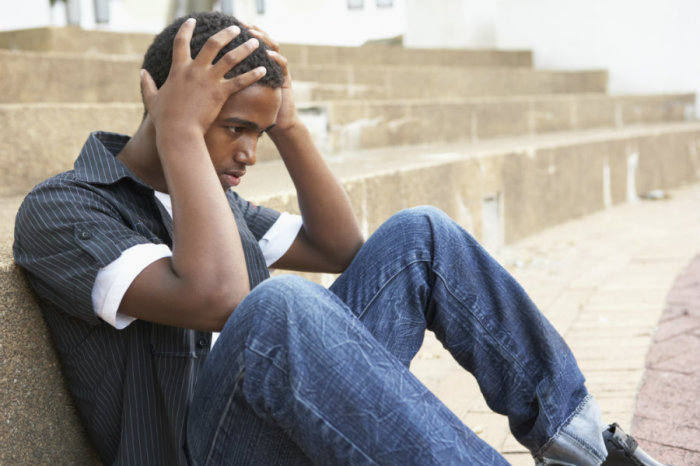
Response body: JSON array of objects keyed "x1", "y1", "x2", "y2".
[{"x1": 223, "y1": 117, "x2": 276, "y2": 132}]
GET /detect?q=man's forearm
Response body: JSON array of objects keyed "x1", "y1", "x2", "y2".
[
  {"x1": 269, "y1": 122, "x2": 364, "y2": 268},
  {"x1": 157, "y1": 129, "x2": 249, "y2": 299}
]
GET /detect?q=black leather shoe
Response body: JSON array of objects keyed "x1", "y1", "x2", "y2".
[{"x1": 602, "y1": 423, "x2": 669, "y2": 465}]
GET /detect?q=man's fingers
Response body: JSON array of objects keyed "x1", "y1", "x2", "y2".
[
  {"x1": 226, "y1": 66, "x2": 267, "y2": 94},
  {"x1": 246, "y1": 27, "x2": 279, "y2": 52},
  {"x1": 266, "y1": 49, "x2": 288, "y2": 69},
  {"x1": 266, "y1": 49, "x2": 292, "y2": 83},
  {"x1": 211, "y1": 38, "x2": 260, "y2": 77},
  {"x1": 172, "y1": 18, "x2": 196, "y2": 66},
  {"x1": 139, "y1": 69, "x2": 158, "y2": 110},
  {"x1": 195, "y1": 25, "x2": 241, "y2": 67}
]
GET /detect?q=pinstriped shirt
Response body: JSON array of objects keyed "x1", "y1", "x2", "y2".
[{"x1": 13, "y1": 131, "x2": 280, "y2": 465}]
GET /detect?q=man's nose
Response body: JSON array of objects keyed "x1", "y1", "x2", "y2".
[{"x1": 234, "y1": 136, "x2": 257, "y2": 166}]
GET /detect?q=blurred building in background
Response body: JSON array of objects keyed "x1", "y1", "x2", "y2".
[{"x1": 2, "y1": 0, "x2": 699, "y2": 113}]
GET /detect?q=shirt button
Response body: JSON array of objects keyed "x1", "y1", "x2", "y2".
[
  {"x1": 196, "y1": 338, "x2": 207, "y2": 349},
  {"x1": 79, "y1": 230, "x2": 91, "y2": 240}
]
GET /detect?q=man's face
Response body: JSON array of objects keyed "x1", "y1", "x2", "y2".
[{"x1": 204, "y1": 83, "x2": 282, "y2": 190}]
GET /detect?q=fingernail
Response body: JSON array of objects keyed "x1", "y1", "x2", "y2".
[
  {"x1": 256, "y1": 66, "x2": 267, "y2": 76},
  {"x1": 185, "y1": 17, "x2": 195, "y2": 25},
  {"x1": 248, "y1": 38, "x2": 259, "y2": 48},
  {"x1": 229, "y1": 25, "x2": 240, "y2": 34}
]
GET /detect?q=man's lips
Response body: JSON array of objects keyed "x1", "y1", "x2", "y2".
[{"x1": 221, "y1": 170, "x2": 245, "y2": 187}]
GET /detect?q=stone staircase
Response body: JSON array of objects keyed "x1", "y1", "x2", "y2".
[{"x1": 1, "y1": 26, "x2": 698, "y2": 464}]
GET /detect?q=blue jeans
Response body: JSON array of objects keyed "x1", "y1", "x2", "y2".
[{"x1": 185, "y1": 207, "x2": 607, "y2": 465}]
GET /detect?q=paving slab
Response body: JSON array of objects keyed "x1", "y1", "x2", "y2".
[{"x1": 410, "y1": 184, "x2": 700, "y2": 464}]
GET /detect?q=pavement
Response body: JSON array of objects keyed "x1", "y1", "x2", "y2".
[{"x1": 410, "y1": 183, "x2": 700, "y2": 465}]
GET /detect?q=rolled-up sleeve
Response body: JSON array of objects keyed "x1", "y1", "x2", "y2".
[
  {"x1": 92, "y1": 243, "x2": 172, "y2": 329},
  {"x1": 227, "y1": 191, "x2": 302, "y2": 266},
  {"x1": 13, "y1": 182, "x2": 159, "y2": 324}
]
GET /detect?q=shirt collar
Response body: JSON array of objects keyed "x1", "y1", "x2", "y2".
[{"x1": 73, "y1": 131, "x2": 150, "y2": 189}]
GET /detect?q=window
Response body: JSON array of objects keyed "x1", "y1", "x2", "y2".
[
  {"x1": 376, "y1": 0, "x2": 393, "y2": 7},
  {"x1": 347, "y1": 0, "x2": 363, "y2": 9},
  {"x1": 255, "y1": 0, "x2": 265, "y2": 14}
]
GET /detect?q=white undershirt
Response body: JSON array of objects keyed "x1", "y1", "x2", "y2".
[{"x1": 91, "y1": 191, "x2": 302, "y2": 339}]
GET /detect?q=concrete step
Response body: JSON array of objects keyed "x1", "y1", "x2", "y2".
[
  {"x1": 237, "y1": 122, "x2": 700, "y2": 244},
  {"x1": 318, "y1": 93, "x2": 695, "y2": 152},
  {"x1": 282, "y1": 43, "x2": 532, "y2": 68},
  {"x1": 292, "y1": 65, "x2": 607, "y2": 99},
  {"x1": 2, "y1": 121, "x2": 699, "y2": 463},
  {"x1": 0, "y1": 26, "x2": 152, "y2": 55},
  {"x1": 0, "y1": 49, "x2": 598, "y2": 104},
  {"x1": 5, "y1": 122, "x2": 698, "y2": 257},
  {"x1": 0, "y1": 27, "x2": 532, "y2": 68},
  {"x1": 0, "y1": 103, "x2": 142, "y2": 196},
  {"x1": 1, "y1": 94, "x2": 693, "y2": 196}
]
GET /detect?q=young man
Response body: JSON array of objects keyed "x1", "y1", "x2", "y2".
[{"x1": 14, "y1": 12, "x2": 666, "y2": 466}]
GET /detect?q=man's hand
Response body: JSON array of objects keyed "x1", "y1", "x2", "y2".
[
  {"x1": 140, "y1": 18, "x2": 267, "y2": 137},
  {"x1": 241, "y1": 20, "x2": 300, "y2": 131}
]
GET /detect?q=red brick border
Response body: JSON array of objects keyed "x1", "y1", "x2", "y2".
[{"x1": 632, "y1": 254, "x2": 700, "y2": 464}]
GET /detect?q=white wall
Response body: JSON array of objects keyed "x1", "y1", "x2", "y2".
[
  {"x1": 495, "y1": 0, "x2": 700, "y2": 99},
  {"x1": 234, "y1": 0, "x2": 407, "y2": 46},
  {"x1": 108, "y1": 0, "x2": 170, "y2": 32},
  {"x1": 0, "y1": 0, "x2": 169, "y2": 32},
  {"x1": 401, "y1": 0, "x2": 700, "y2": 115},
  {"x1": 404, "y1": 0, "x2": 498, "y2": 49},
  {"x1": 0, "y1": 0, "x2": 51, "y2": 30}
]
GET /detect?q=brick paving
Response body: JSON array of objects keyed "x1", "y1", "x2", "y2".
[
  {"x1": 410, "y1": 184, "x2": 700, "y2": 465},
  {"x1": 632, "y1": 254, "x2": 700, "y2": 465}
]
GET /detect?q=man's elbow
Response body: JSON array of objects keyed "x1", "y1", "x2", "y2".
[
  {"x1": 328, "y1": 237, "x2": 365, "y2": 273},
  {"x1": 192, "y1": 282, "x2": 249, "y2": 332}
]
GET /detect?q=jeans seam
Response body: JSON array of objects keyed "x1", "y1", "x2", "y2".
[
  {"x1": 245, "y1": 345, "x2": 380, "y2": 465},
  {"x1": 357, "y1": 258, "x2": 429, "y2": 320},
  {"x1": 431, "y1": 265, "x2": 532, "y2": 377},
  {"x1": 202, "y1": 367, "x2": 246, "y2": 466},
  {"x1": 358, "y1": 255, "x2": 534, "y2": 399}
]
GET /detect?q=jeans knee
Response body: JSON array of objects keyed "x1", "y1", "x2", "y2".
[
  {"x1": 237, "y1": 275, "x2": 330, "y2": 325},
  {"x1": 394, "y1": 205, "x2": 447, "y2": 223},
  {"x1": 254, "y1": 275, "x2": 313, "y2": 298},
  {"x1": 386, "y1": 206, "x2": 460, "y2": 242},
  {"x1": 379, "y1": 206, "x2": 485, "y2": 262},
  {"x1": 392, "y1": 206, "x2": 456, "y2": 233}
]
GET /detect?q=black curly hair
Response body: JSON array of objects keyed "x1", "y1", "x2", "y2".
[{"x1": 142, "y1": 11, "x2": 285, "y2": 90}]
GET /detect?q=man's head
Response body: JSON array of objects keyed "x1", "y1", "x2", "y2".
[
  {"x1": 142, "y1": 11, "x2": 285, "y2": 90},
  {"x1": 139, "y1": 12, "x2": 286, "y2": 191}
]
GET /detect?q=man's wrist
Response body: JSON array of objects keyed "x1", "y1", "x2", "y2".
[
  {"x1": 268, "y1": 118, "x2": 307, "y2": 144},
  {"x1": 155, "y1": 125, "x2": 207, "y2": 154}
]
